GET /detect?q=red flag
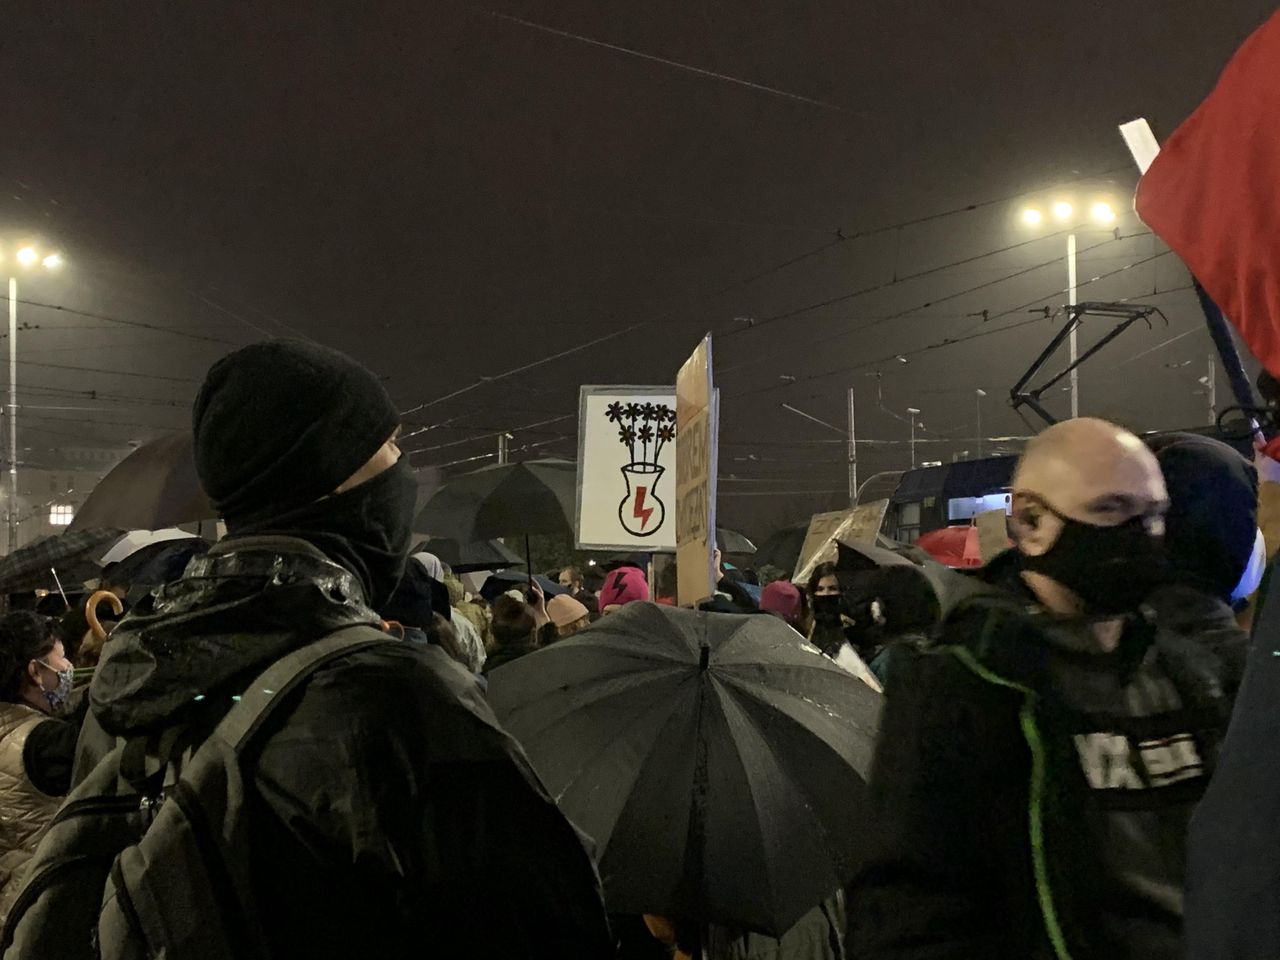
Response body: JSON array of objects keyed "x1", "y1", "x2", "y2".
[{"x1": 1135, "y1": 10, "x2": 1280, "y2": 375}]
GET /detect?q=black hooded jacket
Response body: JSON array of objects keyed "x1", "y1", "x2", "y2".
[
  {"x1": 86, "y1": 536, "x2": 613, "y2": 960},
  {"x1": 847, "y1": 553, "x2": 1245, "y2": 960}
]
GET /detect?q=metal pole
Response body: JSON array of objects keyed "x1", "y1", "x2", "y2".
[
  {"x1": 846, "y1": 388, "x2": 857, "y2": 507},
  {"x1": 7, "y1": 278, "x2": 16, "y2": 554},
  {"x1": 1067, "y1": 233, "x2": 1079, "y2": 418},
  {"x1": 975, "y1": 389, "x2": 986, "y2": 457},
  {"x1": 497, "y1": 432, "x2": 509, "y2": 465},
  {"x1": 910, "y1": 416, "x2": 916, "y2": 468}
]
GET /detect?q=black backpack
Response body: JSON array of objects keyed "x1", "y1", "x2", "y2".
[{"x1": 2, "y1": 625, "x2": 393, "y2": 960}]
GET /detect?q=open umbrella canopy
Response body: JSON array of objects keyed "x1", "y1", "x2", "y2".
[
  {"x1": 104, "y1": 538, "x2": 212, "y2": 591},
  {"x1": 480, "y1": 570, "x2": 567, "y2": 602},
  {"x1": 915, "y1": 525, "x2": 984, "y2": 568},
  {"x1": 415, "y1": 459, "x2": 577, "y2": 540},
  {"x1": 411, "y1": 537, "x2": 523, "y2": 573},
  {"x1": 70, "y1": 433, "x2": 215, "y2": 532},
  {"x1": 487, "y1": 602, "x2": 881, "y2": 936},
  {"x1": 754, "y1": 523, "x2": 809, "y2": 574},
  {"x1": 0, "y1": 528, "x2": 126, "y2": 594},
  {"x1": 716, "y1": 527, "x2": 757, "y2": 555}
]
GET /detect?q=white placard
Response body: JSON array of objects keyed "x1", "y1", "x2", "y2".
[
  {"x1": 576, "y1": 386, "x2": 678, "y2": 552},
  {"x1": 1120, "y1": 118, "x2": 1161, "y2": 174}
]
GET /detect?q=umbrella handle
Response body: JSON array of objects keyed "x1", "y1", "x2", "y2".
[{"x1": 86, "y1": 590, "x2": 124, "y2": 644}]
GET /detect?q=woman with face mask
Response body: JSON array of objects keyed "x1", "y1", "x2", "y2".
[
  {"x1": 807, "y1": 563, "x2": 846, "y2": 655},
  {"x1": 0, "y1": 611, "x2": 84, "y2": 926}
]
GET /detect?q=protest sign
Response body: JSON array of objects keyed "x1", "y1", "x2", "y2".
[
  {"x1": 576, "y1": 386, "x2": 677, "y2": 551},
  {"x1": 793, "y1": 499, "x2": 889, "y2": 585},
  {"x1": 676, "y1": 336, "x2": 718, "y2": 606}
]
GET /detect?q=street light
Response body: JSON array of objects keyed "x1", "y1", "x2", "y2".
[
  {"x1": 1018, "y1": 193, "x2": 1120, "y2": 419},
  {"x1": 975, "y1": 389, "x2": 987, "y2": 457},
  {"x1": 906, "y1": 407, "x2": 921, "y2": 468},
  {"x1": 3, "y1": 240, "x2": 65, "y2": 551}
]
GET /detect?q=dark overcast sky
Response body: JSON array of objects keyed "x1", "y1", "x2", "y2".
[{"x1": 1, "y1": 1, "x2": 1274, "y2": 534}]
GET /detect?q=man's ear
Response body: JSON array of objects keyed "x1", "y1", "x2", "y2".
[{"x1": 1010, "y1": 492, "x2": 1060, "y2": 557}]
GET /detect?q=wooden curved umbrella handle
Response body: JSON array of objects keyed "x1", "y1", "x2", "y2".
[{"x1": 86, "y1": 590, "x2": 124, "y2": 644}]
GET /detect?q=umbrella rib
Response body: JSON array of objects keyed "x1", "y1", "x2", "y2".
[
  {"x1": 552, "y1": 670, "x2": 698, "y2": 808},
  {"x1": 499, "y1": 664, "x2": 690, "y2": 744},
  {"x1": 709, "y1": 678, "x2": 852, "y2": 924},
  {"x1": 715, "y1": 671, "x2": 880, "y2": 769}
]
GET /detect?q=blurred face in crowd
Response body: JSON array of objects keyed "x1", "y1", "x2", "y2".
[
  {"x1": 558, "y1": 567, "x2": 581, "y2": 592},
  {"x1": 558, "y1": 615, "x2": 590, "y2": 639},
  {"x1": 814, "y1": 574, "x2": 841, "y2": 597},
  {"x1": 28, "y1": 639, "x2": 73, "y2": 714}
]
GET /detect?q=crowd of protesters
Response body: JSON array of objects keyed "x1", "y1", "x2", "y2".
[{"x1": 0, "y1": 339, "x2": 1278, "y2": 959}]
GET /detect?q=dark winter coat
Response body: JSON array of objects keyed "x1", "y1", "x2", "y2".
[
  {"x1": 1185, "y1": 557, "x2": 1280, "y2": 959},
  {"x1": 847, "y1": 554, "x2": 1244, "y2": 960},
  {"x1": 86, "y1": 536, "x2": 613, "y2": 960}
]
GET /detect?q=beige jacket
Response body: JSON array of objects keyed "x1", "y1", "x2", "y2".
[{"x1": 0, "y1": 702, "x2": 60, "y2": 925}]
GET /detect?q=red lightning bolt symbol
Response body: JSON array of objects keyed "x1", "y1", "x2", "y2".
[{"x1": 633, "y1": 486, "x2": 654, "y2": 530}]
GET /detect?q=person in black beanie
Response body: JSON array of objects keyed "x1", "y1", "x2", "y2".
[{"x1": 60, "y1": 342, "x2": 612, "y2": 960}]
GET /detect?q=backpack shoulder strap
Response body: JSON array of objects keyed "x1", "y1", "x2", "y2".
[{"x1": 212, "y1": 624, "x2": 395, "y2": 754}]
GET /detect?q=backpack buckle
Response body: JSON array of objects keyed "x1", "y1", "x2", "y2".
[{"x1": 138, "y1": 791, "x2": 165, "y2": 828}]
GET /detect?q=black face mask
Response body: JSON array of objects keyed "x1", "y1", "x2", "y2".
[
  {"x1": 234, "y1": 457, "x2": 417, "y2": 608},
  {"x1": 1020, "y1": 507, "x2": 1168, "y2": 615},
  {"x1": 812, "y1": 594, "x2": 844, "y2": 625}
]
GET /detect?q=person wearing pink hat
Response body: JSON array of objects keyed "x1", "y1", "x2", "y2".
[
  {"x1": 599, "y1": 565, "x2": 649, "y2": 614},
  {"x1": 546, "y1": 594, "x2": 591, "y2": 641},
  {"x1": 760, "y1": 580, "x2": 806, "y2": 632}
]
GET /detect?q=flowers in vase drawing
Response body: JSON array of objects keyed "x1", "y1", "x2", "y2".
[{"x1": 607, "y1": 398, "x2": 676, "y2": 466}]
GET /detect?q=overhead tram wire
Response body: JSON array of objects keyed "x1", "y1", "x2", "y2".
[
  {"x1": 0, "y1": 296, "x2": 240, "y2": 346},
  {"x1": 721, "y1": 222, "x2": 1086, "y2": 339},
  {"x1": 395, "y1": 167, "x2": 1139, "y2": 418},
  {"x1": 718, "y1": 234, "x2": 1135, "y2": 378},
  {"x1": 733, "y1": 249, "x2": 1177, "y2": 402}
]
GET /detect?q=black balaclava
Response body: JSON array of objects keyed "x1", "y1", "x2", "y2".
[{"x1": 192, "y1": 341, "x2": 414, "y2": 607}]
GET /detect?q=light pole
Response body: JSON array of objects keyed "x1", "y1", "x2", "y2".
[
  {"x1": 1020, "y1": 198, "x2": 1117, "y2": 418},
  {"x1": 906, "y1": 407, "x2": 921, "y2": 468},
  {"x1": 4, "y1": 243, "x2": 64, "y2": 552},
  {"x1": 779, "y1": 400, "x2": 857, "y2": 505},
  {"x1": 975, "y1": 389, "x2": 987, "y2": 457}
]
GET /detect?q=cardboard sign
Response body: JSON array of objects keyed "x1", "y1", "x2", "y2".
[
  {"x1": 792, "y1": 510, "x2": 850, "y2": 582},
  {"x1": 576, "y1": 386, "x2": 678, "y2": 552},
  {"x1": 676, "y1": 336, "x2": 718, "y2": 606},
  {"x1": 793, "y1": 499, "x2": 890, "y2": 585},
  {"x1": 975, "y1": 508, "x2": 1011, "y2": 564}
]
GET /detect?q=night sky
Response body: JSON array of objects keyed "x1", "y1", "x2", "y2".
[{"x1": 2, "y1": 1, "x2": 1274, "y2": 536}]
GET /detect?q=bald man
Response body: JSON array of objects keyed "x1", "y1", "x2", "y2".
[{"x1": 849, "y1": 418, "x2": 1241, "y2": 960}]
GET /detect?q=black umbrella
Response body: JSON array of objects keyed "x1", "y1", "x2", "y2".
[
  {"x1": 416, "y1": 459, "x2": 577, "y2": 585},
  {"x1": 753, "y1": 523, "x2": 808, "y2": 574},
  {"x1": 480, "y1": 570, "x2": 567, "y2": 602},
  {"x1": 487, "y1": 602, "x2": 881, "y2": 936},
  {"x1": 415, "y1": 459, "x2": 576, "y2": 540},
  {"x1": 0, "y1": 528, "x2": 125, "y2": 594},
  {"x1": 104, "y1": 538, "x2": 212, "y2": 590},
  {"x1": 716, "y1": 527, "x2": 757, "y2": 555},
  {"x1": 410, "y1": 537, "x2": 523, "y2": 573},
  {"x1": 69, "y1": 433, "x2": 215, "y2": 532}
]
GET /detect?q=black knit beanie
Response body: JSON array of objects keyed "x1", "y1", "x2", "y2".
[
  {"x1": 1149, "y1": 432, "x2": 1259, "y2": 601},
  {"x1": 193, "y1": 341, "x2": 399, "y2": 528}
]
